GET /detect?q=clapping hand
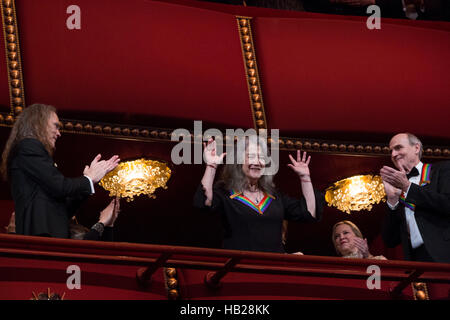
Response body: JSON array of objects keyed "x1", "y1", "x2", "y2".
[
  {"x1": 98, "y1": 197, "x2": 120, "y2": 227},
  {"x1": 353, "y1": 237, "x2": 370, "y2": 258},
  {"x1": 380, "y1": 166, "x2": 410, "y2": 192},
  {"x1": 381, "y1": 178, "x2": 402, "y2": 205},
  {"x1": 84, "y1": 154, "x2": 120, "y2": 183},
  {"x1": 288, "y1": 150, "x2": 311, "y2": 181}
]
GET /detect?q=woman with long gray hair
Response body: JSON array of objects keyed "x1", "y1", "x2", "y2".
[{"x1": 193, "y1": 135, "x2": 324, "y2": 253}]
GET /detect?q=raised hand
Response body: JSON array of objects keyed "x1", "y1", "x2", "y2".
[
  {"x1": 288, "y1": 150, "x2": 311, "y2": 180},
  {"x1": 201, "y1": 139, "x2": 225, "y2": 207},
  {"x1": 203, "y1": 138, "x2": 226, "y2": 168},
  {"x1": 104, "y1": 155, "x2": 120, "y2": 173},
  {"x1": 83, "y1": 154, "x2": 120, "y2": 183}
]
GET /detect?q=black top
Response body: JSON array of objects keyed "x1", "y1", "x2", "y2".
[
  {"x1": 194, "y1": 184, "x2": 324, "y2": 253},
  {"x1": 83, "y1": 227, "x2": 114, "y2": 241}
]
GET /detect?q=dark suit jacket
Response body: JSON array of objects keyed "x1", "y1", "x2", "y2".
[
  {"x1": 8, "y1": 138, "x2": 92, "y2": 238},
  {"x1": 382, "y1": 161, "x2": 450, "y2": 263}
]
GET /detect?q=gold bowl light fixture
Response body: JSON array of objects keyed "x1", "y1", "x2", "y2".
[
  {"x1": 99, "y1": 158, "x2": 171, "y2": 202},
  {"x1": 325, "y1": 175, "x2": 386, "y2": 214}
]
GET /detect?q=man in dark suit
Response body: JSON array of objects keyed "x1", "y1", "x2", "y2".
[
  {"x1": 1, "y1": 104, "x2": 120, "y2": 238},
  {"x1": 380, "y1": 133, "x2": 450, "y2": 263}
]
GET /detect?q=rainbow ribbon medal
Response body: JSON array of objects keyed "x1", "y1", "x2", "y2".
[
  {"x1": 230, "y1": 190, "x2": 274, "y2": 215},
  {"x1": 399, "y1": 163, "x2": 432, "y2": 211},
  {"x1": 419, "y1": 163, "x2": 432, "y2": 186}
]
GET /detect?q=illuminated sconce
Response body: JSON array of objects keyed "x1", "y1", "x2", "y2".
[
  {"x1": 99, "y1": 158, "x2": 171, "y2": 202},
  {"x1": 325, "y1": 175, "x2": 386, "y2": 214}
]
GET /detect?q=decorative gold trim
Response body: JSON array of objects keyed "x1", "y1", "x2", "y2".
[
  {"x1": 236, "y1": 16, "x2": 267, "y2": 131},
  {"x1": 1, "y1": 4, "x2": 448, "y2": 159},
  {"x1": 1, "y1": 0, "x2": 25, "y2": 116},
  {"x1": 59, "y1": 117, "x2": 174, "y2": 143},
  {"x1": 164, "y1": 267, "x2": 180, "y2": 300},
  {"x1": 412, "y1": 282, "x2": 429, "y2": 300},
  {"x1": 272, "y1": 137, "x2": 390, "y2": 154},
  {"x1": 272, "y1": 135, "x2": 450, "y2": 158},
  {"x1": 0, "y1": 111, "x2": 14, "y2": 126},
  {"x1": 1, "y1": 112, "x2": 449, "y2": 158}
]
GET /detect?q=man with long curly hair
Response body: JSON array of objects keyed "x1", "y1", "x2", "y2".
[{"x1": 1, "y1": 104, "x2": 120, "y2": 238}]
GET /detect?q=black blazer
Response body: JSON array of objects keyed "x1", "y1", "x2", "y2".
[
  {"x1": 382, "y1": 161, "x2": 450, "y2": 263},
  {"x1": 8, "y1": 138, "x2": 92, "y2": 238}
]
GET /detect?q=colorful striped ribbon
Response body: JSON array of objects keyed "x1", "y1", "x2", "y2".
[
  {"x1": 230, "y1": 190, "x2": 274, "y2": 215},
  {"x1": 399, "y1": 163, "x2": 432, "y2": 211},
  {"x1": 419, "y1": 163, "x2": 432, "y2": 186},
  {"x1": 399, "y1": 193, "x2": 416, "y2": 210}
]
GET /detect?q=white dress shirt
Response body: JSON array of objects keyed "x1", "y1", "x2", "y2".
[
  {"x1": 387, "y1": 161, "x2": 424, "y2": 249},
  {"x1": 84, "y1": 175, "x2": 95, "y2": 194}
]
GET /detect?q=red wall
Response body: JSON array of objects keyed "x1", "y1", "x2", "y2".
[
  {"x1": 254, "y1": 16, "x2": 450, "y2": 139},
  {"x1": 1, "y1": 0, "x2": 447, "y2": 139}
]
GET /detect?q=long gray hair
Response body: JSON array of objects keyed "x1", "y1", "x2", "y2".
[
  {"x1": 217, "y1": 136, "x2": 276, "y2": 195},
  {"x1": 1, "y1": 103, "x2": 57, "y2": 180}
]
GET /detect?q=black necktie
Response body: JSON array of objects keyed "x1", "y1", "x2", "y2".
[{"x1": 406, "y1": 167, "x2": 419, "y2": 179}]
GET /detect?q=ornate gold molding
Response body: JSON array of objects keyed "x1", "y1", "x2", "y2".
[
  {"x1": 57, "y1": 117, "x2": 174, "y2": 142},
  {"x1": 271, "y1": 135, "x2": 450, "y2": 158},
  {"x1": 52, "y1": 118, "x2": 450, "y2": 158},
  {"x1": 236, "y1": 16, "x2": 267, "y2": 131},
  {"x1": 1, "y1": 0, "x2": 25, "y2": 116},
  {"x1": 164, "y1": 267, "x2": 180, "y2": 300},
  {"x1": 412, "y1": 282, "x2": 429, "y2": 300},
  {"x1": 0, "y1": 111, "x2": 14, "y2": 125},
  {"x1": 1, "y1": 4, "x2": 448, "y2": 159},
  {"x1": 1, "y1": 112, "x2": 448, "y2": 158}
]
